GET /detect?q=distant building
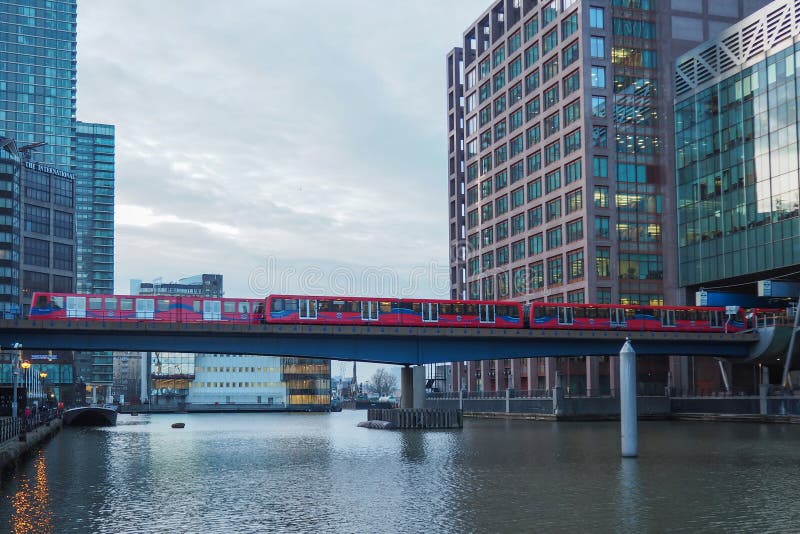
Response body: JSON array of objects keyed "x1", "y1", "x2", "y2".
[
  {"x1": 133, "y1": 275, "x2": 331, "y2": 410},
  {"x1": 112, "y1": 351, "x2": 141, "y2": 403}
]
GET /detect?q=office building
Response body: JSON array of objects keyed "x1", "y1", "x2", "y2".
[
  {"x1": 0, "y1": 0, "x2": 77, "y2": 170},
  {"x1": 75, "y1": 121, "x2": 114, "y2": 294},
  {"x1": 675, "y1": 0, "x2": 800, "y2": 389},
  {"x1": 446, "y1": 0, "x2": 771, "y2": 394}
]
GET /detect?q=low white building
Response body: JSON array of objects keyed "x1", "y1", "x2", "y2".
[{"x1": 186, "y1": 354, "x2": 286, "y2": 406}]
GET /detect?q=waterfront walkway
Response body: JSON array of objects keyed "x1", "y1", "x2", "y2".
[{"x1": 0, "y1": 411, "x2": 62, "y2": 470}]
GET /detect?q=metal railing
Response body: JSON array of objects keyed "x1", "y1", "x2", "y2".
[{"x1": 0, "y1": 408, "x2": 59, "y2": 445}]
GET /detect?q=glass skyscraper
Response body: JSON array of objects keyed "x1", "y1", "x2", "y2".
[
  {"x1": 0, "y1": 0, "x2": 78, "y2": 169},
  {"x1": 675, "y1": 0, "x2": 800, "y2": 294},
  {"x1": 75, "y1": 121, "x2": 114, "y2": 294}
]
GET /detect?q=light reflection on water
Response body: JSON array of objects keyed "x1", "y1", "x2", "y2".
[{"x1": 2, "y1": 412, "x2": 800, "y2": 533}]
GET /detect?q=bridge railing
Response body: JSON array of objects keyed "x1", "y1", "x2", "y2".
[{"x1": 0, "y1": 408, "x2": 59, "y2": 445}]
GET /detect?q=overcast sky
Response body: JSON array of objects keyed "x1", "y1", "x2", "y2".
[{"x1": 77, "y1": 0, "x2": 488, "y2": 300}]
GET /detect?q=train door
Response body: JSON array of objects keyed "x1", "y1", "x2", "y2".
[
  {"x1": 203, "y1": 300, "x2": 221, "y2": 321},
  {"x1": 422, "y1": 302, "x2": 439, "y2": 322},
  {"x1": 299, "y1": 299, "x2": 317, "y2": 319},
  {"x1": 558, "y1": 307, "x2": 573, "y2": 325},
  {"x1": 136, "y1": 298, "x2": 154, "y2": 320},
  {"x1": 610, "y1": 307, "x2": 627, "y2": 327},
  {"x1": 661, "y1": 309, "x2": 676, "y2": 327},
  {"x1": 361, "y1": 301, "x2": 379, "y2": 321},
  {"x1": 66, "y1": 296, "x2": 86, "y2": 318},
  {"x1": 237, "y1": 301, "x2": 251, "y2": 321},
  {"x1": 479, "y1": 304, "x2": 495, "y2": 324}
]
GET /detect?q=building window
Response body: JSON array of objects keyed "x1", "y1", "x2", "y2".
[
  {"x1": 592, "y1": 126, "x2": 608, "y2": 147},
  {"x1": 511, "y1": 214, "x2": 526, "y2": 237},
  {"x1": 479, "y1": 82, "x2": 492, "y2": 103},
  {"x1": 493, "y1": 45, "x2": 506, "y2": 68},
  {"x1": 468, "y1": 209, "x2": 479, "y2": 229},
  {"x1": 509, "y1": 57, "x2": 522, "y2": 80},
  {"x1": 494, "y1": 69, "x2": 506, "y2": 92},
  {"x1": 590, "y1": 7, "x2": 604, "y2": 29},
  {"x1": 495, "y1": 119, "x2": 507, "y2": 141},
  {"x1": 594, "y1": 186, "x2": 609, "y2": 207},
  {"x1": 495, "y1": 170, "x2": 508, "y2": 191},
  {"x1": 494, "y1": 94, "x2": 507, "y2": 115},
  {"x1": 591, "y1": 66, "x2": 606, "y2": 88},
  {"x1": 53, "y1": 210, "x2": 73, "y2": 239},
  {"x1": 593, "y1": 156, "x2": 608, "y2": 177},
  {"x1": 479, "y1": 58, "x2": 491, "y2": 79},
  {"x1": 545, "y1": 141, "x2": 560, "y2": 165},
  {"x1": 547, "y1": 255, "x2": 563, "y2": 285},
  {"x1": 496, "y1": 195, "x2": 508, "y2": 216},
  {"x1": 592, "y1": 96, "x2": 606, "y2": 117},
  {"x1": 567, "y1": 249, "x2": 584, "y2": 280},
  {"x1": 563, "y1": 99, "x2": 580, "y2": 125},
  {"x1": 510, "y1": 110, "x2": 524, "y2": 132},
  {"x1": 467, "y1": 162, "x2": 479, "y2": 182},
  {"x1": 497, "y1": 246, "x2": 509, "y2": 266},
  {"x1": 482, "y1": 252, "x2": 494, "y2": 271},
  {"x1": 545, "y1": 169, "x2": 561, "y2": 193},
  {"x1": 24, "y1": 238, "x2": 49, "y2": 268},
  {"x1": 565, "y1": 159, "x2": 582, "y2": 183},
  {"x1": 510, "y1": 161, "x2": 525, "y2": 183},
  {"x1": 596, "y1": 247, "x2": 610, "y2": 278},
  {"x1": 497, "y1": 271, "x2": 510, "y2": 298},
  {"x1": 527, "y1": 152, "x2": 542, "y2": 174},
  {"x1": 564, "y1": 129, "x2": 581, "y2": 155},
  {"x1": 525, "y1": 16, "x2": 539, "y2": 41},
  {"x1": 596, "y1": 288, "x2": 611, "y2": 304},
  {"x1": 525, "y1": 70, "x2": 540, "y2": 94},
  {"x1": 546, "y1": 198, "x2": 562, "y2": 222},
  {"x1": 481, "y1": 178, "x2": 493, "y2": 199},
  {"x1": 529, "y1": 233, "x2": 543, "y2": 255},
  {"x1": 562, "y1": 41, "x2": 579, "y2": 68},
  {"x1": 482, "y1": 202, "x2": 494, "y2": 223},
  {"x1": 561, "y1": 12, "x2": 578, "y2": 39},
  {"x1": 542, "y1": 1, "x2": 558, "y2": 27},
  {"x1": 509, "y1": 83, "x2": 523, "y2": 106},
  {"x1": 543, "y1": 57, "x2": 559, "y2": 83},
  {"x1": 590, "y1": 36, "x2": 605, "y2": 58},
  {"x1": 525, "y1": 44, "x2": 540, "y2": 69},
  {"x1": 53, "y1": 243, "x2": 73, "y2": 271},
  {"x1": 545, "y1": 112, "x2": 560, "y2": 138},
  {"x1": 495, "y1": 145, "x2": 508, "y2": 165},
  {"x1": 482, "y1": 227, "x2": 494, "y2": 246},
  {"x1": 565, "y1": 189, "x2": 582, "y2": 214},
  {"x1": 566, "y1": 218, "x2": 583, "y2": 243},
  {"x1": 508, "y1": 30, "x2": 522, "y2": 53},
  {"x1": 528, "y1": 205, "x2": 543, "y2": 229},
  {"x1": 595, "y1": 216, "x2": 609, "y2": 238},
  {"x1": 513, "y1": 267, "x2": 526, "y2": 296},
  {"x1": 543, "y1": 28, "x2": 558, "y2": 55},
  {"x1": 526, "y1": 96, "x2": 541, "y2": 120},
  {"x1": 530, "y1": 261, "x2": 544, "y2": 289},
  {"x1": 544, "y1": 84, "x2": 560, "y2": 109},
  {"x1": 527, "y1": 178, "x2": 542, "y2": 201},
  {"x1": 480, "y1": 105, "x2": 492, "y2": 126},
  {"x1": 511, "y1": 187, "x2": 525, "y2": 209},
  {"x1": 567, "y1": 290, "x2": 585, "y2": 303},
  {"x1": 24, "y1": 205, "x2": 50, "y2": 235}
]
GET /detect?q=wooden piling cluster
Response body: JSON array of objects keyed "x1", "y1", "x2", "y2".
[{"x1": 367, "y1": 408, "x2": 463, "y2": 429}]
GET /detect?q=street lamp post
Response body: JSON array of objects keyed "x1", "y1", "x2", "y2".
[{"x1": 10, "y1": 342, "x2": 24, "y2": 419}]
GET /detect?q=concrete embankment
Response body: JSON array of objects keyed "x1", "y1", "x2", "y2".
[
  {"x1": 463, "y1": 412, "x2": 800, "y2": 424},
  {"x1": 0, "y1": 420, "x2": 62, "y2": 471}
]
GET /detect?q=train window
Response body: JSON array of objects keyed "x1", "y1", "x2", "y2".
[
  {"x1": 440, "y1": 304, "x2": 452, "y2": 315},
  {"x1": 89, "y1": 298, "x2": 102, "y2": 310},
  {"x1": 464, "y1": 304, "x2": 477, "y2": 316},
  {"x1": 120, "y1": 299, "x2": 133, "y2": 311},
  {"x1": 270, "y1": 299, "x2": 284, "y2": 312},
  {"x1": 158, "y1": 300, "x2": 170, "y2": 312},
  {"x1": 610, "y1": 307, "x2": 626, "y2": 325},
  {"x1": 238, "y1": 302, "x2": 250, "y2": 313},
  {"x1": 331, "y1": 300, "x2": 346, "y2": 312},
  {"x1": 625, "y1": 308, "x2": 636, "y2": 319},
  {"x1": 36, "y1": 295, "x2": 48, "y2": 308},
  {"x1": 585, "y1": 306, "x2": 597, "y2": 319},
  {"x1": 105, "y1": 298, "x2": 116, "y2": 310},
  {"x1": 454, "y1": 303, "x2": 464, "y2": 315},
  {"x1": 224, "y1": 301, "x2": 235, "y2": 313},
  {"x1": 317, "y1": 300, "x2": 330, "y2": 312},
  {"x1": 193, "y1": 300, "x2": 201, "y2": 313},
  {"x1": 572, "y1": 306, "x2": 585, "y2": 319},
  {"x1": 51, "y1": 296, "x2": 63, "y2": 309}
]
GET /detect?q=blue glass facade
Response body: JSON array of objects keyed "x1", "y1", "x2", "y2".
[
  {"x1": 0, "y1": 138, "x2": 20, "y2": 315},
  {"x1": 75, "y1": 121, "x2": 114, "y2": 294},
  {"x1": 675, "y1": 1, "x2": 800, "y2": 290},
  {"x1": 0, "y1": 0, "x2": 77, "y2": 169}
]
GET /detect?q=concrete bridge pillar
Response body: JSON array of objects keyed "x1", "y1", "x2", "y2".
[
  {"x1": 510, "y1": 358, "x2": 521, "y2": 391},
  {"x1": 585, "y1": 356, "x2": 600, "y2": 397},
  {"x1": 552, "y1": 371, "x2": 564, "y2": 416},
  {"x1": 413, "y1": 365, "x2": 426, "y2": 409},
  {"x1": 609, "y1": 356, "x2": 620, "y2": 397},
  {"x1": 401, "y1": 366, "x2": 414, "y2": 409},
  {"x1": 545, "y1": 357, "x2": 558, "y2": 391},
  {"x1": 620, "y1": 339, "x2": 638, "y2": 458}
]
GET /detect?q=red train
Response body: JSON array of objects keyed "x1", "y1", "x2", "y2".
[{"x1": 28, "y1": 292, "x2": 782, "y2": 333}]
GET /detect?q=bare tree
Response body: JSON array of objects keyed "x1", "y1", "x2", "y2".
[{"x1": 369, "y1": 368, "x2": 398, "y2": 396}]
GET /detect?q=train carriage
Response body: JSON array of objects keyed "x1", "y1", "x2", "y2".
[
  {"x1": 265, "y1": 295, "x2": 524, "y2": 328},
  {"x1": 29, "y1": 292, "x2": 264, "y2": 323}
]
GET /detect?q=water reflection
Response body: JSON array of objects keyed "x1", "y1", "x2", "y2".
[
  {"x1": 2, "y1": 414, "x2": 800, "y2": 532},
  {"x1": 11, "y1": 452, "x2": 52, "y2": 534}
]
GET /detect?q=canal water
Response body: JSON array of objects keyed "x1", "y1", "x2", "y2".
[{"x1": 2, "y1": 411, "x2": 799, "y2": 533}]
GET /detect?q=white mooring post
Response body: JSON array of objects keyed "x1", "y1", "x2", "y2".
[{"x1": 620, "y1": 338, "x2": 638, "y2": 458}]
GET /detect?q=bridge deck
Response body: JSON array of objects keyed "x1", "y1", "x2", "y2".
[{"x1": 0, "y1": 319, "x2": 761, "y2": 365}]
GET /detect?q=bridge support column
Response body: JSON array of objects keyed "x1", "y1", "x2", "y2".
[
  {"x1": 760, "y1": 366, "x2": 769, "y2": 415},
  {"x1": 586, "y1": 357, "x2": 600, "y2": 397},
  {"x1": 620, "y1": 338, "x2": 637, "y2": 458},
  {"x1": 401, "y1": 366, "x2": 414, "y2": 409},
  {"x1": 413, "y1": 365, "x2": 426, "y2": 409},
  {"x1": 552, "y1": 371, "x2": 564, "y2": 416}
]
